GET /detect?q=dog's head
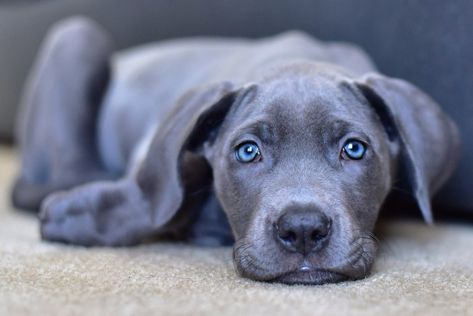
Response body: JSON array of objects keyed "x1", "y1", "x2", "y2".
[{"x1": 138, "y1": 62, "x2": 459, "y2": 284}]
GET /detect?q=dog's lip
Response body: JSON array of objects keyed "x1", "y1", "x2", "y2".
[
  {"x1": 271, "y1": 264, "x2": 350, "y2": 285},
  {"x1": 298, "y1": 262, "x2": 315, "y2": 272}
]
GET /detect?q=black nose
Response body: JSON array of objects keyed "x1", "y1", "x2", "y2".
[{"x1": 275, "y1": 209, "x2": 331, "y2": 255}]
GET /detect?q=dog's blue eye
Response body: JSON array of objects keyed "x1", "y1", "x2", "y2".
[
  {"x1": 342, "y1": 139, "x2": 366, "y2": 160},
  {"x1": 236, "y1": 142, "x2": 261, "y2": 163}
]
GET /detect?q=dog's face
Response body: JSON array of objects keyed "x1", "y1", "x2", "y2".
[
  {"x1": 162, "y1": 62, "x2": 455, "y2": 285},
  {"x1": 202, "y1": 71, "x2": 396, "y2": 284}
]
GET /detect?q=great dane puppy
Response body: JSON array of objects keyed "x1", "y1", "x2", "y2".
[{"x1": 12, "y1": 17, "x2": 460, "y2": 285}]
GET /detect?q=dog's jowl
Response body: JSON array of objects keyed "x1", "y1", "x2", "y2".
[{"x1": 12, "y1": 17, "x2": 460, "y2": 285}]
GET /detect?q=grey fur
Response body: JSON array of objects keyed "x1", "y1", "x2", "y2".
[{"x1": 12, "y1": 17, "x2": 460, "y2": 285}]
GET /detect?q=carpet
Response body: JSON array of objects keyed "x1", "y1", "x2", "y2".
[{"x1": 0, "y1": 145, "x2": 472, "y2": 316}]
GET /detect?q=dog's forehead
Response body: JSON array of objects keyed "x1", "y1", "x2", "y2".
[{"x1": 232, "y1": 74, "x2": 375, "y2": 135}]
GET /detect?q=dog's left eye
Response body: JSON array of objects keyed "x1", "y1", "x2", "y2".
[
  {"x1": 341, "y1": 139, "x2": 367, "y2": 160},
  {"x1": 235, "y1": 142, "x2": 261, "y2": 163}
]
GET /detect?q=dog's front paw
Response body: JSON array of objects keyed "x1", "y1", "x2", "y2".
[{"x1": 39, "y1": 192, "x2": 100, "y2": 246}]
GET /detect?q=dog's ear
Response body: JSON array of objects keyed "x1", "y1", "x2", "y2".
[
  {"x1": 134, "y1": 82, "x2": 242, "y2": 228},
  {"x1": 355, "y1": 73, "x2": 460, "y2": 224}
]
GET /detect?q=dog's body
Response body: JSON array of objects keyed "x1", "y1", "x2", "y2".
[{"x1": 12, "y1": 17, "x2": 460, "y2": 285}]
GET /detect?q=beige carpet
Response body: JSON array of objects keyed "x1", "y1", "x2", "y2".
[{"x1": 0, "y1": 145, "x2": 472, "y2": 316}]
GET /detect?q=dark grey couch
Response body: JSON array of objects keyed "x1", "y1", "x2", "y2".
[{"x1": 0, "y1": 0, "x2": 471, "y2": 212}]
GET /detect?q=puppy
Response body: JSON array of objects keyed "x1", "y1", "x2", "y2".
[{"x1": 12, "y1": 17, "x2": 460, "y2": 285}]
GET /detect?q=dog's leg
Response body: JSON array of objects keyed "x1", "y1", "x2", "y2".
[
  {"x1": 12, "y1": 17, "x2": 114, "y2": 211},
  {"x1": 39, "y1": 170, "x2": 233, "y2": 247},
  {"x1": 39, "y1": 79, "x2": 238, "y2": 246},
  {"x1": 39, "y1": 179, "x2": 158, "y2": 246}
]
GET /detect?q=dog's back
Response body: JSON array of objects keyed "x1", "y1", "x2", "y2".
[{"x1": 98, "y1": 31, "x2": 377, "y2": 173}]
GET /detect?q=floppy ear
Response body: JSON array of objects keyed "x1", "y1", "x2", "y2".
[
  {"x1": 134, "y1": 82, "x2": 240, "y2": 228},
  {"x1": 355, "y1": 73, "x2": 460, "y2": 224}
]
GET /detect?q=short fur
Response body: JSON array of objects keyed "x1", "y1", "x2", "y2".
[{"x1": 12, "y1": 17, "x2": 460, "y2": 285}]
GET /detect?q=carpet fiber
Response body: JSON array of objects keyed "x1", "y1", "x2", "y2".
[{"x1": 0, "y1": 145, "x2": 472, "y2": 316}]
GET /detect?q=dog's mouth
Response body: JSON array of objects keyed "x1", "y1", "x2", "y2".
[
  {"x1": 233, "y1": 231, "x2": 377, "y2": 285},
  {"x1": 271, "y1": 266, "x2": 350, "y2": 285}
]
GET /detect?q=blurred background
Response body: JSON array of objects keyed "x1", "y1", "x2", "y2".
[{"x1": 0, "y1": 0, "x2": 471, "y2": 213}]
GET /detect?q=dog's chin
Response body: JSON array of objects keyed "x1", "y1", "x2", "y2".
[
  {"x1": 234, "y1": 236, "x2": 377, "y2": 285},
  {"x1": 271, "y1": 269, "x2": 350, "y2": 285}
]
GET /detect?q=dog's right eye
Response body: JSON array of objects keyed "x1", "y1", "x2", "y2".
[
  {"x1": 235, "y1": 142, "x2": 261, "y2": 163},
  {"x1": 341, "y1": 139, "x2": 367, "y2": 160}
]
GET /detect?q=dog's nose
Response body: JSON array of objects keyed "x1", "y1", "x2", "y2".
[{"x1": 275, "y1": 209, "x2": 331, "y2": 255}]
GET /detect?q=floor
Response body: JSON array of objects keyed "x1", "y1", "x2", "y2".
[{"x1": 1, "y1": 145, "x2": 472, "y2": 316}]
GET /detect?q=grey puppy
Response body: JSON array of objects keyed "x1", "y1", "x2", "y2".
[{"x1": 12, "y1": 17, "x2": 460, "y2": 285}]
